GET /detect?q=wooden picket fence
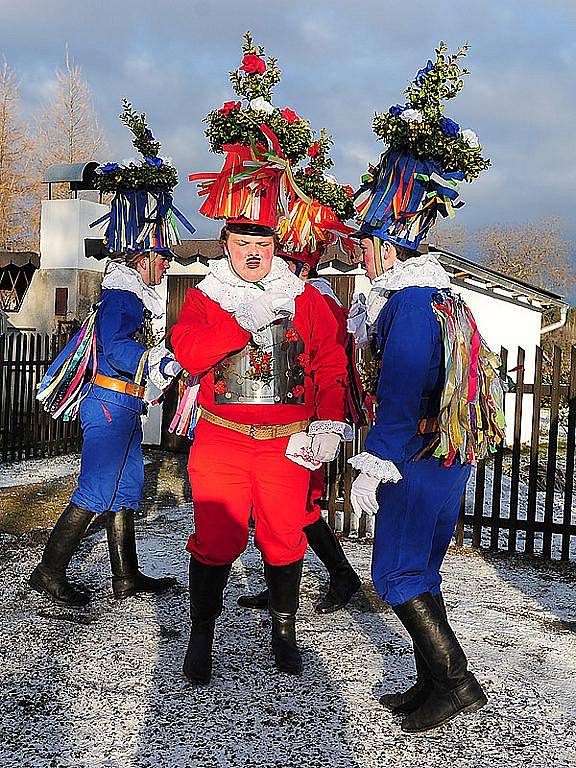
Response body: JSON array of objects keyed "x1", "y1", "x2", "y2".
[
  {"x1": 324, "y1": 344, "x2": 576, "y2": 562},
  {"x1": 0, "y1": 332, "x2": 82, "y2": 463}
]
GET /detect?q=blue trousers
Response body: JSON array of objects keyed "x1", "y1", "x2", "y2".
[
  {"x1": 71, "y1": 386, "x2": 144, "y2": 515},
  {"x1": 372, "y1": 456, "x2": 470, "y2": 607}
]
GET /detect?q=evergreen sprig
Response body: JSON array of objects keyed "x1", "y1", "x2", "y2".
[
  {"x1": 372, "y1": 42, "x2": 490, "y2": 181},
  {"x1": 204, "y1": 32, "x2": 313, "y2": 164},
  {"x1": 228, "y1": 31, "x2": 282, "y2": 102},
  {"x1": 94, "y1": 99, "x2": 178, "y2": 192},
  {"x1": 293, "y1": 130, "x2": 355, "y2": 221}
]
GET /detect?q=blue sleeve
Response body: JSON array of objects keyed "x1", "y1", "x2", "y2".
[
  {"x1": 364, "y1": 303, "x2": 436, "y2": 463},
  {"x1": 97, "y1": 290, "x2": 147, "y2": 378}
]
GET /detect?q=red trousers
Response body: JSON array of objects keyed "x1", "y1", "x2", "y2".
[
  {"x1": 187, "y1": 420, "x2": 311, "y2": 566},
  {"x1": 304, "y1": 467, "x2": 324, "y2": 526}
]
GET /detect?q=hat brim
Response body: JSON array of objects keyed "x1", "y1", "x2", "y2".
[{"x1": 226, "y1": 221, "x2": 276, "y2": 237}]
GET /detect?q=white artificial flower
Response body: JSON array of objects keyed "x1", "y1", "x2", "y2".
[
  {"x1": 461, "y1": 128, "x2": 480, "y2": 148},
  {"x1": 400, "y1": 109, "x2": 423, "y2": 123},
  {"x1": 249, "y1": 97, "x2": 275, "y2": 114},
  {"x1": 323, "y1": 173, "x2": 338, "y2": 184}
]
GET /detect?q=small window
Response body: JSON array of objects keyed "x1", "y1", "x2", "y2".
[{"x1": 55, "y1": 287, "x2": 68, "y2": 317}]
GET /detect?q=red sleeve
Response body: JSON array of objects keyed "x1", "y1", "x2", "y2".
[
  {"x1": 322, "y1": 294, "x2": 348, "y2": 348},
  {"x1": 170, "y1": 288, "x2": 251, "y2": 376},
  {"x1": 305, "y1": 288, "x2": 348, "y2": 422}
]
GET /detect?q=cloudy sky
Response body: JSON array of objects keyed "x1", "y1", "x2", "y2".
[{"x1": 2, "y1": 0, "x2": 575, "y2": 251}]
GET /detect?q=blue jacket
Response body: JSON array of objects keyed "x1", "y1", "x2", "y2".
[
  {"x1": 365, "y1": 287, "x2": 443, "y2": 464},
  {"x1": 95, "y1": 289, "x2": 147, "y2": 382}
]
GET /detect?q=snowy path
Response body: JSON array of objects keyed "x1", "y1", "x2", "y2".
[{"x1": 1, "y1": 506, "x2": 575, "y2": 768}]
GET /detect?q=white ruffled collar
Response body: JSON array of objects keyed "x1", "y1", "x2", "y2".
[
  {"x1": 308, "y1": 277, "x2": 342, "y2": 306},
  {"x1": 101, "y1": 262, "x2": 165, "y2": 318},
  {"x1": 197, "y1": 257, "x2": 305, "y2": 314},
  {"x1": 348, "y1": 253, "x2": 451, "y2": 346},
  {"x1": 367, "y1": 253, "x2": 450, "y2": 326}
]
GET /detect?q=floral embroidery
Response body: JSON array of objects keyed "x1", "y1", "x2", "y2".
[
  {"x1": 214, "y1": 380, "x2": 228, "y2": 394},
  {"x1": 292, "y1": 384, "x2": 305, "y2": 397},
  {"x1": 285, "y1": 328, "x2": 299, "y2": 343},
  {"x1": 245, "y1": 346, "x2": 273, "y2": 386}
]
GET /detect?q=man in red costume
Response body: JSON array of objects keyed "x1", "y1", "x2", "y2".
[
  {"x1": 237, "y1": 244, "x2": 366, "y2": 615},
  {"x1": 171, "y1": 222, "x2": 351, "y2": 683}
]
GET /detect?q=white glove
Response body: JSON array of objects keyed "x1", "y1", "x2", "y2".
[
  {"x1": 236, "y1": 290, "x2": 294, "y2": 334},
  {"x1": 161, "y1": 359, "x2": 182, "y2": 378},
  {"x1": 310, "y1": 432, "x2": 341, "y2": 463},
  {"x1": 347, "y1": 293, "x2": 369, "y2": 349},
  {"x1": 350, "y1": 472, "x2": 381, "y2": 517}
]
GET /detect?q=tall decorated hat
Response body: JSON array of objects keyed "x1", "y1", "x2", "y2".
[
  {"x1": 91, "y1": 100, "x2": 195, "y2": 257},
  {"x1": 190, "y1": 31, "x2": 355, "y2": 249},
  {"x1": 354, "y1": 42, "x2": 490, "y2": 251},
  {"x1": 278, "y1": 128, "x2": 356, "y2": 258}
]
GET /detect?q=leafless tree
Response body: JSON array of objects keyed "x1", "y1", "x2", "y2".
[
  {"x1": 24, "y1": 46, "x2": 108, "y2": 246},
  {"x1": 476, "y1": 217, "x2": 574, "y2": 294},
  {"x1": 428, "y1": 223, "x2": 469, "y2": 255},
  {"x1": 0, "y1": 60, "x2": 34, "y2": 249}
]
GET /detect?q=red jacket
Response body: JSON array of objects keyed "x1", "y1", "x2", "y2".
[{"x1": 171, "y1": 284, "x2": 348, "y2": 427}]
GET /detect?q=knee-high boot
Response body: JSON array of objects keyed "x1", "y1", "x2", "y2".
[
  {"x1": 304, "y1": 516, "x2": 364, "y2": 613},
  {"x1": 183, "y1": 556, "x2": 232, "y2": 685},
  {"x1": 393, "y1": 592, "x2": 487, "y2": 733},
  {"x1": 379, "y1": 592, "x2": 447, "y2": 714},
  {"x1": 106, "y1": 509, "x2": 177, "y2": 599},
  {"x1": 29, "y1": 502, "x2": 94, "y2": 606},
  {"x1": 265, "y1": 559, "x2": 303, "y2": 676}
]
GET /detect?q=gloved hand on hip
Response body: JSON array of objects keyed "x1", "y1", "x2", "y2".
[
  {"x1": 350, "y1": 473, "x2": 381, "y2": 517},
  {"x1": 310, "y1": 432, "x2": 341, "y2": 463}
]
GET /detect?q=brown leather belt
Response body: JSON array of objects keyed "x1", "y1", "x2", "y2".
[
  {"x1": 201, "y1": 408, "x2": 310, "y2": 440},
  {"x1": 93, "y1": 373, "x2": 146, "y2": 399}
]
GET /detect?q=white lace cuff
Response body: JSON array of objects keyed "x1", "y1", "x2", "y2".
[
  {"x1": 348, "y1": 452, "x2": 402, "y2": 483},
  {"x1": 308, "y1": 420, "x2": 354, "y2": 442}
]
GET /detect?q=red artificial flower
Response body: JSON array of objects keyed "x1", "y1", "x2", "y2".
[
  {"x1": 285, "y1": 328, "x2": 299, "y2": 343},
  {"x1": 219, "y1": 100, "x2": 241, "y2": 115},
  {"x1": 344, "y1": 185, "x2": 355, "y2": 197},
  {"x1": 307, "y1": 142, "x2": 321, "y2": 158},
  {"x1": 240, "y1": 54, "x2": 266, "y2": 75},
  {"x1": 292, "y1": 385, "x2": 305, "y2": 398},
  {"x1": 281, "y1": 107, "x2": 301, "y2": 124},
  {"x1": 214, "y1": 380, "x2": 228, "y2": 394}
]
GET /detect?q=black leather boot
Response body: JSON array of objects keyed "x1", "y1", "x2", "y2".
[
  {"x1": 106, "y1": 509, "x2": 177, "y2": 599},
  {"x1": 29, "y1": 502, "x2": 94, "y2": 606},
  {"x1": 237, "y1": 587, "x2": 269, "y2": 610},
  {"x1": 379, "y1": 593, "x2": 446, "y2": 714},
  {"x1": 393, "y1": 592, "x2": 487, "y2": 733},
  {"x1": 183, "y1": 556, "x2": 232, "y2": 685},
  {"x1": 265, "y1": 559, "x2": 303, "y2": 675},
  {"x1": 304, "y1": 517, "x2": 364, "y2": 614}
]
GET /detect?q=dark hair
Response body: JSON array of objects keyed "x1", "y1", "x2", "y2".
[{"x1": 394, "y1": 243, "x2": 420, "y2": 262}]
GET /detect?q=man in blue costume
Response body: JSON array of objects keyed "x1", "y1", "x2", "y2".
[
  {"x1": 30, "y1": 102, "x2": 194, "y2": 607},
  {"x1": 348, "y1": 45, "x2": 505, "y2": 733},
  {"x1": 30, "y1": 250, "x2": 180, "y2": 606}
]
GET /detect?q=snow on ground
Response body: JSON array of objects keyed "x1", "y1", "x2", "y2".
[
  {"x1": 0, "y1": 454, "x2": 82, "y2": 488},
  {"x1": 1, "y1": 505, "x2": 575, "y2": 768}
]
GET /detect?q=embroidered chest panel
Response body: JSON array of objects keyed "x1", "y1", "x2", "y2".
[{"x1": 214, "y1": 319, "x2": 308, "y2": 405}]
